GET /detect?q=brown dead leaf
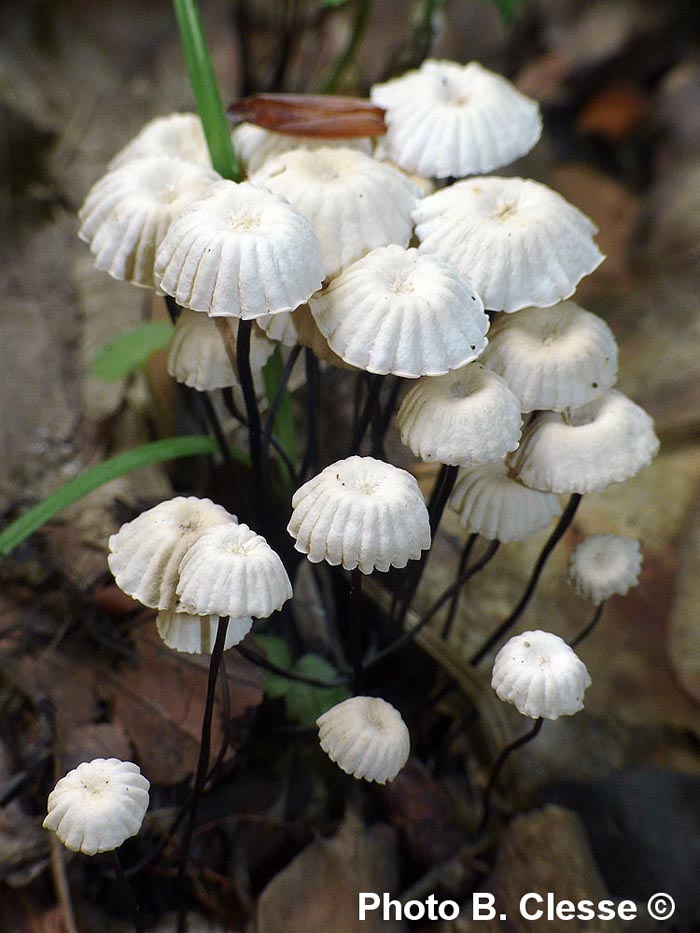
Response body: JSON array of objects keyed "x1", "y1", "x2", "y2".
[
  {"x1": 98, "y1": 619, "x2": 263, "y2": 784},
  {"x1": 459, "y1": 806, "x2": 620, "y2": 932},
  {"x1": 576, "y1": 82, "x2": 649, "y2": 141},
  {"x1": 0, "y1": 801, "x2": 48, "y2": 886},
  {"x1": 378, "y1": 759, "x2": 468, "y2": 867},
  {"x1": 61, "y1": 721, "x2": 132, "y2": 773},
  {"x1": 255, "y1": 808, "x2": 406, "y2": 933}
]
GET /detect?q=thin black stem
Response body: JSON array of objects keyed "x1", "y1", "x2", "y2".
[
  {"x1": 322, "y1": 0, "x2": 373, "y2": 93},
  {"x1": 349, "y1": 374, "x2": 383, "y2": 454},
  {"x1": 176, "y1": 617, "x2": 230, "y2": 933},
  {"x1": 475, "y1": 718, "x2": 543, "y2": 840},
  {"x1": 470, "y1": 494, "x2": 583, "y2": 666},
  {"x1": 349, "y1": 568, "x2": 364, "y2": 694},
  {"x1": 442, "y1": 533, "x2": 478, "y2": 639},
  {"x1": 236, "y1": 320, "x2": 265, "y2": 523},
  {"x1": 367, "y1": 539, "x2": 500, "y2": 670},
  {"x1": 236, "y1": 643, "x2": 348, "y2": 688},
  {"x1": 570, "y1": 603, "x2": 604, "y2": 649},
  {"x1": 109, "y1": 850, "x2": 144, "y2": 933},
  {"x1": 392, "y1": 464, "x2": 459, "y2": 630}
]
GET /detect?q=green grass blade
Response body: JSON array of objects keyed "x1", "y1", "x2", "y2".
[
  {"x1": 173, "y1": 0, "x2": 241, "y2": 181},
  {"x1": 0, "y1": 436, "x2": 219, "y2": 558},
  {"x1": 263, "y1": 347, "x2": 297, "y2": 468},
  {"x1": 91, "y1": 322, "x2": 175, "y2": 382}
]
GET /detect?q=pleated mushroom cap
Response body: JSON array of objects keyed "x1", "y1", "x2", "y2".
[
  {"x1": 397, "y1": 364, "x2": 522, "y2": 466},
  {"x1": 568, "y1": 534, "x2": 642, "y2": 605},
  {"x1": 155, "y1": 180, "x2": 325, "y2": 319},
  {"x1": 78, "y1": 155, "x2": 220, "y2": 288},
  {"x1": 175, "y1": 523, "x2": 292, "y2": 619},
  {"x1": 309, "y1": 245, "x2": 489, "y2": 377},
  {"x1": 108, "y1": 497, "x2": 237, "y2": 610},
  {"x1": 370, "y1": 60, "x2": 542, "y2": 179},
  {"x1": 317, "y1": 696, "x2": 410, "y2": 783},
  {"x1": 287, "y1": 455, "x2": 431, "y2": 573},
  {"x1": 491, "y1": 631, "x2": 591, "y2": 719},
  {"x1": 251, "y1": 147, "x2": 421, "y2": 278},
  {"x1": 109, "y1": 113, "x2": 210, "y2": 170},
  {"x1": 167, "y1": 309, "x2": 274, "y2": 392},
  {"x1": 232, "y1": 122, "x2": 372, "y2": 175},
  {"x1": 511, "y1": 389, "x2": 659, "y2": 494},
  {"x1": 156, "y1": 610, "x2": 253, "y2": 654},
  {"x1": 450, "y1": 461, "x2": 562, "y2": 542},
  {"x1": 414, "y1": 176, "x2": 605, "y2": 312},
  {"x1": 482, "y1": 302, "x2": 618, "y2": 412},
  {"x1": 43, "y1": 759, "x2": 150, "y2": 855}
]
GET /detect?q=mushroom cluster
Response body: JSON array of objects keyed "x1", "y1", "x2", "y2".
[{"x1": 77, "y1": 57, "x2": 659, "y2": 786}]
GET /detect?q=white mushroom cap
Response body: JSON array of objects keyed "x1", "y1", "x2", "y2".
[
  {"x1": 232, "y1": 122, "x2": 372, "y2": 175},
  {"x1": 287, "y1": 456, "x2": 431, "y2": 574},
  {"x1": 108, "y1": 497, "x2": 237, "y2": 610},
  {"x1": 175, "y1": 523, "x2": 292, "y2": 619},
  {"x1": 43, "y1": 759, "x2": 150, "y2": 855},
  {"x1": 155, "y1": 180, "x2": 325, "y2": 319},
  {"x1": 156, "y1": 609, "x2": 253, "y2": 654},
  {"x1": 167, "y1": 309, "x2": 274, "y2": 392},
  {"x1": 491, "y1": 631, "x2": 592, "y2": 719},
  {"x1": 370, "y1": 60, "x2": 542, "y2": 179},
  {"x1": 309, "y1": 245, "x2": 488, "y2": 378},
  {"x1": 317, "y1": 696, "x2": 410, "y2": 783},
  {"x1": 568, "y1": 534, "x2": 642, "y2": 605},
  {"x1": 78, "y1": 155, "x2": 221, "y2": 288},
  {"x1": 511, "y1": 389, "x2": 660, "y2": 494},
  {"x1": 397, "y1": 364, "x2": 522, "y2": 466},
  {"x1": 481, "y1": 302, "x2": 618, "y2": 412},
  {"x1": 109, "y1": 113, "x2": 210, "y2": 170},
  {"x1": 450, "y1": 461, "x2": 562, "y2": 542},
  {"x1": 414, "y1": 176, "x2": 605, "y2": 312},
  {"x1": 251, "y1": 147, "x2": 421, "y2": 278}
]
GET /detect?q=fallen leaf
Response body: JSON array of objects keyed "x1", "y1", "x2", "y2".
[
  {"x1": 99, "y1": 619, "x2": 264, "y2": 784},
  {"x1": 255, "y1": 808, "x2": 406, "y2": 933},
  {"x1": 61, "y1": 721, "x2": 133, "y2": 772},
  {"x1": 576, "y1": 82, "x2": 649, "y2": 141}
]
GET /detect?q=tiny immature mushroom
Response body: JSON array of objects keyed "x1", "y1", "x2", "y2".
[
  {"x1": 568, "y1": 534, "x2": 642, "y2": 605},
  {"x1": 43, "y1": 758, "x2": 150, "y2": 855},
  {"x1": 317, "y1": 696, "x2": 410, "y2": 783},
  {"x1": 491, "y1": 631, "x2": 592, "y2": 720}
]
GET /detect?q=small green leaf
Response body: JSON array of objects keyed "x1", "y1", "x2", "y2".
[
  {"x1": 284, "y1": 655, "x2": 352, "y2": 726},
  {"x1": 0, "y1": 436, "x2": 218, "y2": 558},
  {"x1": 488, "y1": 0, "x2": 524, "y2": 25},
  {"x1": 256, "y1": 635, "x2": 294, "y2": 700},
  {"x1": 262, "y1": 347, "x2": 297, "y2": 468},
  {"x1": 91, "y1": 322, "x2": 175, "y2": 382},
  {"x1": 322, "y1": 0, "x2": 351, "y2": 7}
]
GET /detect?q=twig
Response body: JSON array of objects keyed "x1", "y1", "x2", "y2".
[{"x1": 569, "y1": 603, "x2": 604, "y2": 649}]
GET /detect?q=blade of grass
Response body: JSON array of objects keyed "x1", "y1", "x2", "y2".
[
  {"x1": 173, "y1": 0, "x2": 241, "y2": 180},
  {"x1": 91, "y1": 322, "x2": 175, "y2": 382},
  {"x1": 0, "y1": 436, "x2": 227, "y2": 558}
]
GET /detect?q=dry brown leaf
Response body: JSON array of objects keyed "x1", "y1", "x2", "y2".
[
  {"x1": 98, "y1": 619, "x2": 264, "y2": 784},
  {"x1": 458, "y1": 806, "x2": 621, "y2": 932},
  {"x1": 255, "y1": 808, "x2": 406, "y2": 933},
  {"x1": 61, "y1": 721, "x2": 132, "y2": 773}
]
